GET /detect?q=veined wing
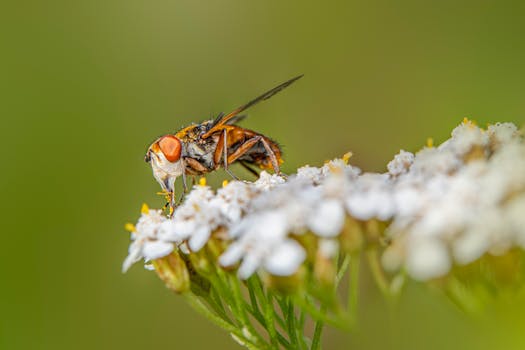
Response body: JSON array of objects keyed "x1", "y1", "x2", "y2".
[{"x1": 202, "y1": 74, "x2": 303, "y2": 138}]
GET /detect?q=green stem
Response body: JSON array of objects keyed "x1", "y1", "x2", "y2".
[
  {"x1": 311, "y1": 316, "x2": 324, "y2": 350},
  {"x1": 265, "y1": 292, "x2": 280, "y2": 349},
  {"x1": 366, "y1": 248, "x2": 390, "y2": 298},
  {"x1": 246, "y1": 307, "x2": 292, "y2": 349},
  {"x1": 203, "y1": 292, "x2": 232, "y2": 323},
  {"x1": 247, "y1": 280, "x2": 261, "y2": 315},
  {"x1": 228, "y1": 274, "x2": 268, "y2": 347},
  {"x1": 251, "y1": 276, "x2": 286, "y2": 337},
  {"x1": 298, "y1": 309, "x2": 308, "y2": 349},
  {"x1": 245, "y1": 279, "x2": 290, "y2": 348},
  {"x1": 293, "y1": 294, "x2": 347, "y2": 329},
  {"x1": 213, "y1": 268, "x2": 236, "y2": 306},
  {"x1": 183, "y1": 293, "x2": 259, "y2": 350},
  {"x1": 347, "y1": 253, "x2": 360, "y2": 324},
  {"x1": 336, "y1": 254, "x2": 351, "y2": 286},
  {"x1": 286, "y1": 299, "x2": 299, "y2": 349},
  {"x1": 445, "y1": 277, "x2": 484, "y2": 314}
]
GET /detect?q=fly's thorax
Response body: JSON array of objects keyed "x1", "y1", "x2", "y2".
[
  {"x1": 176, "y1": 120, "x2": 214, "y2": 141},
  {"x1": 183, "y1": 138, "x2": 216, "y2": 170}
]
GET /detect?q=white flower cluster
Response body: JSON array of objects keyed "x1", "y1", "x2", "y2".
[
  {"x1": 383, "y1": 121, "x2": 525, "y2": 280},
  {"x1": 124, "y1": 121, "x2": 525, "y2": 282}
]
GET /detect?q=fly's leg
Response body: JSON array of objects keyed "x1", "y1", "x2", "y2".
[
  {"x1": 259, "y1": 138, "x2": 281, "y2": 175},
  {"x1": 226, "y1": 136, "x2": 282, "y2": 175},
  {"x1": 156, "y1": 190, "x2": 174, "y2": 216},
  {"x1": 162, "y1": 163, "x2": 188, "y2": 217},
  {"x1": 169, "y1": 191, "x2": 176, "y2": 218},
  {"x1": 226, "y1": 136, "x2": 262, "y2": 164},
  {"x1": 181, "y1": 166, "x2": 189, "y2": 193},
  {"x1": 222, "y1": 130, "x2": 240, "y2": 180},
  {"x1": 184, "y1": 157, "x2": 209, "y2": 173},
  {"x1": 213, "y1": 129, "x2": 240, "y2": 180}
]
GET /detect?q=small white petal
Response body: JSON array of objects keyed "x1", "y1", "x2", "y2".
[
  {"x1": 346, "y1": 194, "x2": 379, "y2": 221},
  {"x1": 373, "y1": 191, "x2": 395, "y2": 221},
  {"x1": 394, "y1": 187, "x2": 423, "y2": 218},
  {"x1": 170, "y1": 220, "x2": 197, "y2": 240},
  {"x1": 406, "y1": 238, "x2": 451, "y2": 281},
  {"x1": 308, "y1": 200, "x2": 345, "y2": 237},
  {"x1": 253, "y1": 211, "x2": 289, "y2": 241},
  {"x1": 157, "y1": 220, "x2": 179, "y2": 242},
  {"x1": 264, "y1": 239, "x2": 306, "y2": 276},
  {"x1": 122, "y1": 242, "x2": 142, "y2": 273},
  {"x1": 238, "y1": 253, "x2": 263, "y2": 279},
  {"x1": 188, "y1": 226, "x2": 212, "y2": 252},
  {"x1": 452, "y1": 230, "x2": 490, "y2": 265},
  {"x1": 142, "y1": 240, "x2": 174, "y2": 260},
  {"x1": 219, "y1": 242, "x2": 245, "y2": 267}
]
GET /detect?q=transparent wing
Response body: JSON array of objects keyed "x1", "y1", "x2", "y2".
[{"x1": 204, "y1": 74, "x2": 303, "y2": 137}]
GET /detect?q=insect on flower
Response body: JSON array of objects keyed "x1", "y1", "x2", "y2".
[{"x1": 145, "y1": 75, "x2": 303, "y2": 212}]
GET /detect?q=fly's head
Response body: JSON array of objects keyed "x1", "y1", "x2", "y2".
[{"x1": 145, "y1": 135, "x2": 184, "y2": 194}]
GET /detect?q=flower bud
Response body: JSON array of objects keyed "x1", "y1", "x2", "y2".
[
  {"x1": 153, "y1": 251, "x2": 190, "y2": 293},
  {"x1": 188, "y1": 247, "x2": 213, "y2": 277},
  {"x1": 263, "y1": 267, "x2": 306, "y2": 294},
  {"x1": 340, "y1": 217, "x2": 364, "y2": 254},
  {"x1": 207, "y1": 230, "x2": 229, "y2": 259},
  {"x1": 314, "y1": 251, "x2": 336, "y2": 289}
]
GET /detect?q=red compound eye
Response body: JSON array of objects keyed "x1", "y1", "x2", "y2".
[{"x1": 158, "y1": 135, "x2": 182, "y2": 162}]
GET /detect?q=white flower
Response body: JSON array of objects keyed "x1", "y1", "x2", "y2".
[
  {"x1": 382, "y1": 122, "x2": 525, "y2": 280},
  {"x1": 211, "y1": 181, "x2": 256, "y2": 224},
  {"x1": 254, "y1": 171, "x2": 286, "y2": 190},
  {"x1": 345, "y1": 174, "x2": 395, "y2": 221},
  {"x1": 410, "y1": 147, "x2": 461, "y2": 178},
  {"x1": 321, "y1": 158, "x2": 361, "y2": 179},
  {"x1": 247, "y1": 179, "x2": 321, "y2": 235},
  {"x1": 387, "y1": 150, "x2": 414, "y2": 176},
  {"x1": 445, "y1": 120, "x2": 489, "y2": 156},
  {"x1": 392, "y1": 182, "x2": 425, "y2": 220},
  {"x1": 487, "y1": 122, "x2": 519, "y2": 146},
  {"x1": 170, "y1": 185, "x2": 221, "y2": 251},
  {"x1": 296, "y1": 165, "x2": 325, "y2": 184},
  {"x1": 220, "y1": 211, "x2": 305, "y2": 279},
  {"x1": 122, "y1": 209, "x2": 174, "y2": 272}
]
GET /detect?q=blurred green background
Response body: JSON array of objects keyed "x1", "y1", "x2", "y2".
[{"x1": 2, "y1": 0, "x2": 525, "y2": 349}]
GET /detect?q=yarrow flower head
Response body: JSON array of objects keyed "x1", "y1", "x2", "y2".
[
  {"x1": 124, "y1": 121, "x2": 525, "y2": 282},
  {"x1": 123, "y1": 120, "x2": 525, "y2": 349}
]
